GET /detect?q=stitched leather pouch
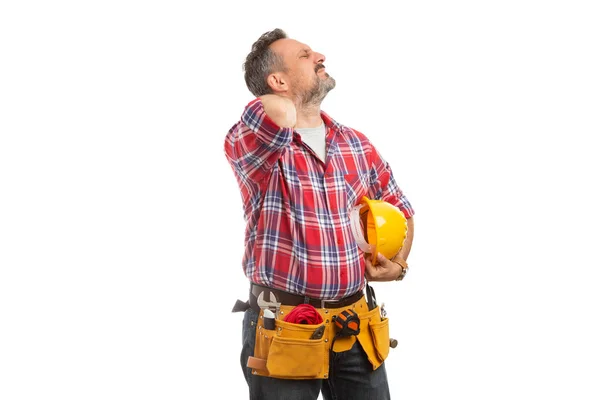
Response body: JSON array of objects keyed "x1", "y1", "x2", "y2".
[
  {"x1": 355, "y1": 306, "x2": 390, "y2": 370},
  {"x1": 369, "y1": 316, "x2": 390, "y2": 363},
  {"x1": 250, "y1": 307, "x2": 329, "y2": 379}
]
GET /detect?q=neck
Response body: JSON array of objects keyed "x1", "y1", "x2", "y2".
[{"x1": 294, "y1": 102, "x2": 323, "y2": 129}]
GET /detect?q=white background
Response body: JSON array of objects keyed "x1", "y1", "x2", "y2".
[{"x1": 1, "y1": 1, "x2": 599, "y2": 399}]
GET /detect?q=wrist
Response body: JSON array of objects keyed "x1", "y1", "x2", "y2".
[{"x1": 392, "y1": 257, "x2": 408, "y2": 281}]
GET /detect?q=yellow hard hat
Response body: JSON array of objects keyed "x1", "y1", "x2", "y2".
[{"x1": 350, "y1": 196, "x2": 408, "y2": 264}]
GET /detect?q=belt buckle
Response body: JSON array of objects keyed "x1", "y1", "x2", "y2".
[
  {"x1": 320, "y1": 299, "x2": 340, "y2": 309},
  {"x1": 303, "y1": 295, "x2": 328, "y2": 310}
]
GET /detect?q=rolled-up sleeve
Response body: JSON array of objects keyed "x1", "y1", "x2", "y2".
[{"x1": 224, "y1": 98, "x2": 294, "y2": 184}]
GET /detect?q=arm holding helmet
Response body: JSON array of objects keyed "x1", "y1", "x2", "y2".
[
  {"x1": 364, "y1": 217, "x2": 413, "y2": 282},
  {"x1": 363, "y1": 144, "x2": 415, "y2": 282}
]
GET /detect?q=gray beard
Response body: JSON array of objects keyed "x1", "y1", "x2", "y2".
[{"x1": 300, "y1": 75, "x2": 336, "y2": 107}]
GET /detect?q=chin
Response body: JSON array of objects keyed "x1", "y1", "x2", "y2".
[{"x1": 325, "y1": 78, "x2": 336, "y2": 91}]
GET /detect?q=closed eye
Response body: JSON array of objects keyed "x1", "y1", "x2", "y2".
[{"x1": 299, "y1": 49, "x2": 311, "y2": 59}]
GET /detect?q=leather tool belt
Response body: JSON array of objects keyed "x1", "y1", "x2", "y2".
[
  {"x1": 249, "y1": 283, "x2": 365, "y2": 313},
  {"x1": 243, "y1": 284, "x2": 391, "y2": 380}
]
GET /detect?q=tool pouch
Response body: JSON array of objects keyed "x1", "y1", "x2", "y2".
[
  {"x1": 249, "y1": 307, "x2": 328, "y2": 380},
  {"x1": 247, "y1": 298, "x2": 391, "y2": 377},
  {"x1": 355, "y1": 305, "x2": 391, "y2": 370}
]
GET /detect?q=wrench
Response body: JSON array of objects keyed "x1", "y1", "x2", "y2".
[{"x1": 256, "y1": 291, "x2": 281, "y2": 315}]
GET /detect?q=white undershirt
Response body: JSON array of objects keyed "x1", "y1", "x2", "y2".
[{"x1": 295, "y1": 123, "x2": 327, "y2": 162}]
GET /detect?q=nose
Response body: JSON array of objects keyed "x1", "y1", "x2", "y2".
[{"x1": 314, "y1": 52, "x2": 326, "y2": 64}]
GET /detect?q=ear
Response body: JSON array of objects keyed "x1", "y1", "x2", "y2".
[{"x1": 266, "y1": 72, "x2": 289, "y2": 94}]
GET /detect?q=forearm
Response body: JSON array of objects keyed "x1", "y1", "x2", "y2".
[{"x1": 394, "y1": 217, "x2": 414, "y2": 262}]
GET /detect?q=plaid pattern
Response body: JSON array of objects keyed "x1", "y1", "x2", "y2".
[{"x1": 224, "y1": 98, "x2": 414, "y2": 300}]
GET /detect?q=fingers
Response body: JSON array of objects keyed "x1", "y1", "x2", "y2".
[
  {"x1": 364, "y1": 254, "x2": 376, "y2": 280},
  {"x1": 365, "y1": 253, "x2": 397, "y2": 281},
  {"x1": 365, "y1": 253, "x2": 384, "y2": 281}
]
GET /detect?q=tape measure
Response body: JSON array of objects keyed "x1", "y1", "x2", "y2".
[{"x1": 334, "y1": 309, "x2": 360, "y2": 337}]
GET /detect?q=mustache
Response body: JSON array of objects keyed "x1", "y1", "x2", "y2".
[{"x1": 315, "y1": 63, "x2": 325, "y2": 73}]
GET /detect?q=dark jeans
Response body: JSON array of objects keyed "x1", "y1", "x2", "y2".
[{"x1": 240, "y1": 308, "x2": 391, "y2": 400}]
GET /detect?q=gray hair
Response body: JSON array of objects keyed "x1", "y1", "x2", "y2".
[{"x1": 243, "y1": 28, "x2": 288, "y2": 97}]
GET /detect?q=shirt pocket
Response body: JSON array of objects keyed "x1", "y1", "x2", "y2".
[{"x1": 344, "y1": 173, "x2": 370, "y2": 210}]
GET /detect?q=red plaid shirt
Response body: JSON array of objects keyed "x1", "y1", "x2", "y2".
[{"x1": 224, "y1": 98, "x2": 414, "y2": 300}]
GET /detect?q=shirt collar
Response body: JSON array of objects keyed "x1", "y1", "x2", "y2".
[{"x1": 320, "y1": 110, "x2": 343, "y2": 133}]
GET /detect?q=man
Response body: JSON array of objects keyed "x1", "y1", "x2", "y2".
[{"x1": 224, "y1": 28, "x2": 414, "y2": 400}]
